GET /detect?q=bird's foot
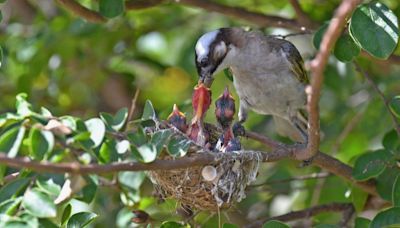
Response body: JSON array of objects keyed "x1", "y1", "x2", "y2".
[
  {"x1": 292, "y1": 142, "x2": 314, "y2": 167},
  {"x1": 232, "y1": 122, "x2": 246, "y2": 137}
]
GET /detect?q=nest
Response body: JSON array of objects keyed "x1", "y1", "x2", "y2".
[{"x1": 148, "y1": 135, "x2": 262, "y2": 211}]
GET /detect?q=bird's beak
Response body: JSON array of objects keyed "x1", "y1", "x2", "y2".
[{"x1": 199, "y1": 73, "x2": 214, "y2": 88}]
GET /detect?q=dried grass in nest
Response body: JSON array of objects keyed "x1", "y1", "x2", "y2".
[{"x1": 148, "y1": 126, "x2": 262, "y2": 211}]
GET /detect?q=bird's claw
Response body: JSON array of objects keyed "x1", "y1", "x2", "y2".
[{"x1": 232, "y1": 122, "x2": 246, "y2": 137}]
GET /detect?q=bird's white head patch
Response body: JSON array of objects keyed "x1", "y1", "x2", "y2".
[{"x1": 195, "y1": 30, "x2": 219, "y2": 61}]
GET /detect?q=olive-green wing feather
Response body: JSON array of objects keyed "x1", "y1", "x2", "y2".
[{"x1": 281, "y1": 41, "x2": 309, "y2": 84}]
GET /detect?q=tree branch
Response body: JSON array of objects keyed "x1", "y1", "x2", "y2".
[
  {"x1": 249, "y1": 172, "x2": 331, "y2": 188},
  {"x1": 56, "y1": 0, "x2": 106, "y2": 23},
  {"x1": 125, "y1": 0, "x2": 164, "y2": 10},
  {"x1": 288, "y1": 0, "x2": 316, "y2": 28},
  {"x1": 354, "y1": 63, "x2": 400, "y2": 138},
  {"x1": 304, "y1": 0, "x2": 361, "y2": 160},
  {"x1": 245, "y1": 130, "x2": 377, "y2": 195},
  {"x1": 246, "y1": 203, "x2": 354, "y2": 228},
  {"x1": 177, "y1": 0, "x2": 311, "y2": 31}
]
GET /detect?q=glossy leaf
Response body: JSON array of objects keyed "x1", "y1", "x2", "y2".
[
  {"x1": 99, "y1": 139, "x2": 118, "y2": 163},
  {"x1": 84, "y1": 118, "x2": 106, "y2": 148},
  {"x1": 100, "y1": 107, "x2": 128, "y2": 131},
  {"x1": 0, "y1": 178, "x2": 30, "y2": 203},
  {"x1": 393, "y1": 175, "x2": 400, "y2": 206},
  {"x1": 349, "y1": 2, "x2": 399, "y2": 59},
  {"x1": 67, "y1": 212, "x2": 97, "y2": 228},
  {"x1": 128, "y1": 127, "x2": 147, "y2": 147},
  {"x1": 262, "y1": 220, "x2": 290, "y2": 228},
  {"x1": 29, "y1": 128, "x2": 54, "y2": 160},
  {"x1": 0, "y1": 125, "x2": 26, "y2": 158},
  {"x1": 370, "y1": 207, "x2": 400, "y2": 228},
  {"x1": 99, "y1": 0, "x2": 124, "y2": 18},
  {"x1": 160, "y1": 221, "x2": 188, "y2": 228},
  {"x1": 377, "y1": 167, "x2": 400, "y2": 201},
  {"x1": 61, "y1": 204, "x2": 72, "y2": 225},
  {"x1": 36, "y1": 179, "x2": 61, "y2": 197},
  {"x1": 313, "y1": 22, "x2": 329, "y2": 49},
  {"x1": 354, "y1": 217, "x2": 370, "y2": 228},
  {"x1": 22, "y1": 189, "x2": 56, "y2": 218},
  {"x1": 15, "y1": 93, "x2": 33, "y2": 117},
  {"x1": 141, "y1": 100, "x2": 156, "y2": 121},
  {"x1": 352, "y1": 150, "x2": 391, "y2": 181},
  {"x1": 0, "y1": 197, "x2": 22, "y2": 215},
  {"x1": 389, "y1": 96, "x2": 400, "y2": 119},
  {"x1": 383, "y1": 129, "x2": 400, "y2": 152},
  {"x1": 132, "y1": 144, "x2": 157, "y2": 163},
  {"x1": 118, "y1": 171, "x2": 146, "y2": 191},
  {"x1": 167, "y1": 136, "x2": 191, "y2": 157},
  {"x1": 151, "y1": 129, "x2": 173, "y2": 153},
  {"x1": 333, "y1": 34, "x2": 360, "y2": 62}
]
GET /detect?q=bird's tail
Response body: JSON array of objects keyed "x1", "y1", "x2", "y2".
[{"x1": 273, "y1": 110, "x2": 308, "y2": 143}]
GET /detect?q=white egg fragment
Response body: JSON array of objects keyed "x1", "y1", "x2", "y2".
[{"x1": 201, "y1": 165, "x2": 217, "y2": 182}]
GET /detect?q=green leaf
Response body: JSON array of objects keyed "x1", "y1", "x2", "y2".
[
  {"x1": 99, "y1": 0, "x2": 124, "y2": 18},
  {"x1": 36, "y1": 179, "x2": 61, "y2": 197},
  {"x1": 22, "y1": 188, "x2": 56, "y2": 218},
  {"x1": 151, "y1": 129, "x2": 173, "y2": 153},
  {"x1": 84, "y1": 118, "x2": 106, "y2": 148},
  {"x1": 377, "y1": 167, "x2": 400, "y2": 201},
  {"x1": 141, "y1": 100, "x2": 156, "y2": 121},
  {"x1": 128, "y1": 127, "x2": 147, "y2": 147},
  {"x1": 313, "y1": 22, "x2": 329, "y2": 49},
  {"x1": 118, "y1": 171, "x2": 146, "y2": 191},
  {"x1": 383, "y1": 129, "x2": 400, "y2": 152},
  {"x1": 16, "y1": 93, "x2": 33, "y2": 117},
  {"x1": 38, "y1": 219, "x2": 58, "y2": 228},
  {"x1": 223, "y1": 224, "x2": 238, "y2": 228},
  {"x1": 352, "y1": 150, "x2": 391, "y2": 181},
  {"x1": 79, "y1": 175, "x2": 98, "y2": 203},
  {"x1": 355, "y1": 217, "x2": 371, "y2": 228},
  {"x1": 389, "y1": 95, "x2": 400, "y2": 119},
  {"x1": 262, "y1": 220, "x2": 290, "y2": 228},
  {"x1": 370, "y1": 207, "x2": 400, "y2": 228},
  {"x1": 67, "y1": 212, "x2": 97, "y2": 228},
  {"x1": 29, "y1": 128, "x2": 54, "y2": 160},
  {"x1": 393, "y1": 175, "x2": 400, "y2": 206},
  {"x1": 333, "y1": 34, "x2": 360, "y2": 62},
  {"x1": 0, "y1": 113, "x2": 21, "y2": 128},
  {"x1": 100, "y1": 107, "x2": 128, "y2": 131},
  {"x1": 223, "y1": 69, "x2": 234, "y2": 82},
  {"x1": 132, "y1": 144, "x2": 157, "y2": 163},
  {"x1": 349, "y1": 2, "x2": 399, "y2": 59},
  {"x1": 351, "y1": 186, "x2": 368, "y2": 212},
  {"x1": 160, "y1": 221, "x2": 188, "y2": 228},
  {"x1": 116, "y1": 140, "x2": 130, "y2": 154},
  {"x1": 0, "y1": 178, "x2": 30, "y2": 203},
  {"x1": 0, "y1": 125, "x2": 26, "y2": 158},
  {"x1": 0, "y1": 197, "x2": 22, "y2": 215},
  {"x1": 99, "y1": 139, "x2": 118, "y2": 163},
  {"x1": 0, "y1": 45, "x2": 3, "y2": 68},
  {"x1": 61, "y1": 204, "x2": 72, "y2": 225},
  {"x1": 167, "y1": 137, "x2": 191, "y2": 157}
]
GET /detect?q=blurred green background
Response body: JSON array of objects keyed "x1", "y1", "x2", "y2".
[{"x1": 0, "y1": 0, "x2": 400, "y2": 227}]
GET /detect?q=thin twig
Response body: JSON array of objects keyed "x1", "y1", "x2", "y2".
[
  {"x1": 245, "y1": 203, "x2": 354, "y2": 228},
  {"x1": 1, "y1": 172, "x2": 20, "y2": 185},
  {"x1": 125, "y1": 0, "x2": 164, "y2": 10},
  {"x1": 249, "y1": 172, "x2": 331, "y2": 188},
  {"x1": 305, "y1": 0, "x2": 362, "y2": 161},
  {"x1": 245, "y1": 130, "x2": 377, "y2": 196},
  {"x1": 56, "y1": 0, "x2": 107, "y2": 23},
  {"x1": 178, "y1": 0, "x2": 312, "y2": 31},
  {"x1": 288, "y1": 0, "x2": 316, "y2": 28},
  {"x1": 128, "y1": 89, "x2": 140, "y2": 122},
  {"x1": 354, "y1": 63, "x2": 400, "y2": 138}
]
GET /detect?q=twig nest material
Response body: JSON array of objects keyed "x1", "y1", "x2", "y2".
[{"x1": 148, "y1": 145, "x2": 262, "y2": 211}]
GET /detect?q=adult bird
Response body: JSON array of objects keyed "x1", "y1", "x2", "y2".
[{"x1": 194, "y1": 27, "x2": 309, "y2": 142}]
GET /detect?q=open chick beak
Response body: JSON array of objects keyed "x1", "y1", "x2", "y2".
[{"x1": 191, "y1": 83, "x2": 211, "y2": 124}]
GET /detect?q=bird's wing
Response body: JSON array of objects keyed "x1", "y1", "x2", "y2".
[
  {"x1": 281, "y1": 41, "x2": 309, "y2": 84},
  {"x1": 269, "y1": 38, "x2": 309, "y2": 84}
]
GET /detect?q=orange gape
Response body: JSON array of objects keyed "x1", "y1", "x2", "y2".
[{"x1": 191, "y1": 83, "x2": 212, "y2": 124}]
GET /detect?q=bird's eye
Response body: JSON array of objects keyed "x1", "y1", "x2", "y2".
[{"x1": 199, "y1": 58, "x2": 208, "y2": 67}]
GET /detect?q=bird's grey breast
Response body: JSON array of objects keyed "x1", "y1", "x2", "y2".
[{"x1": 231, "y1": 39, "x2": 306, "y2": 117}]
